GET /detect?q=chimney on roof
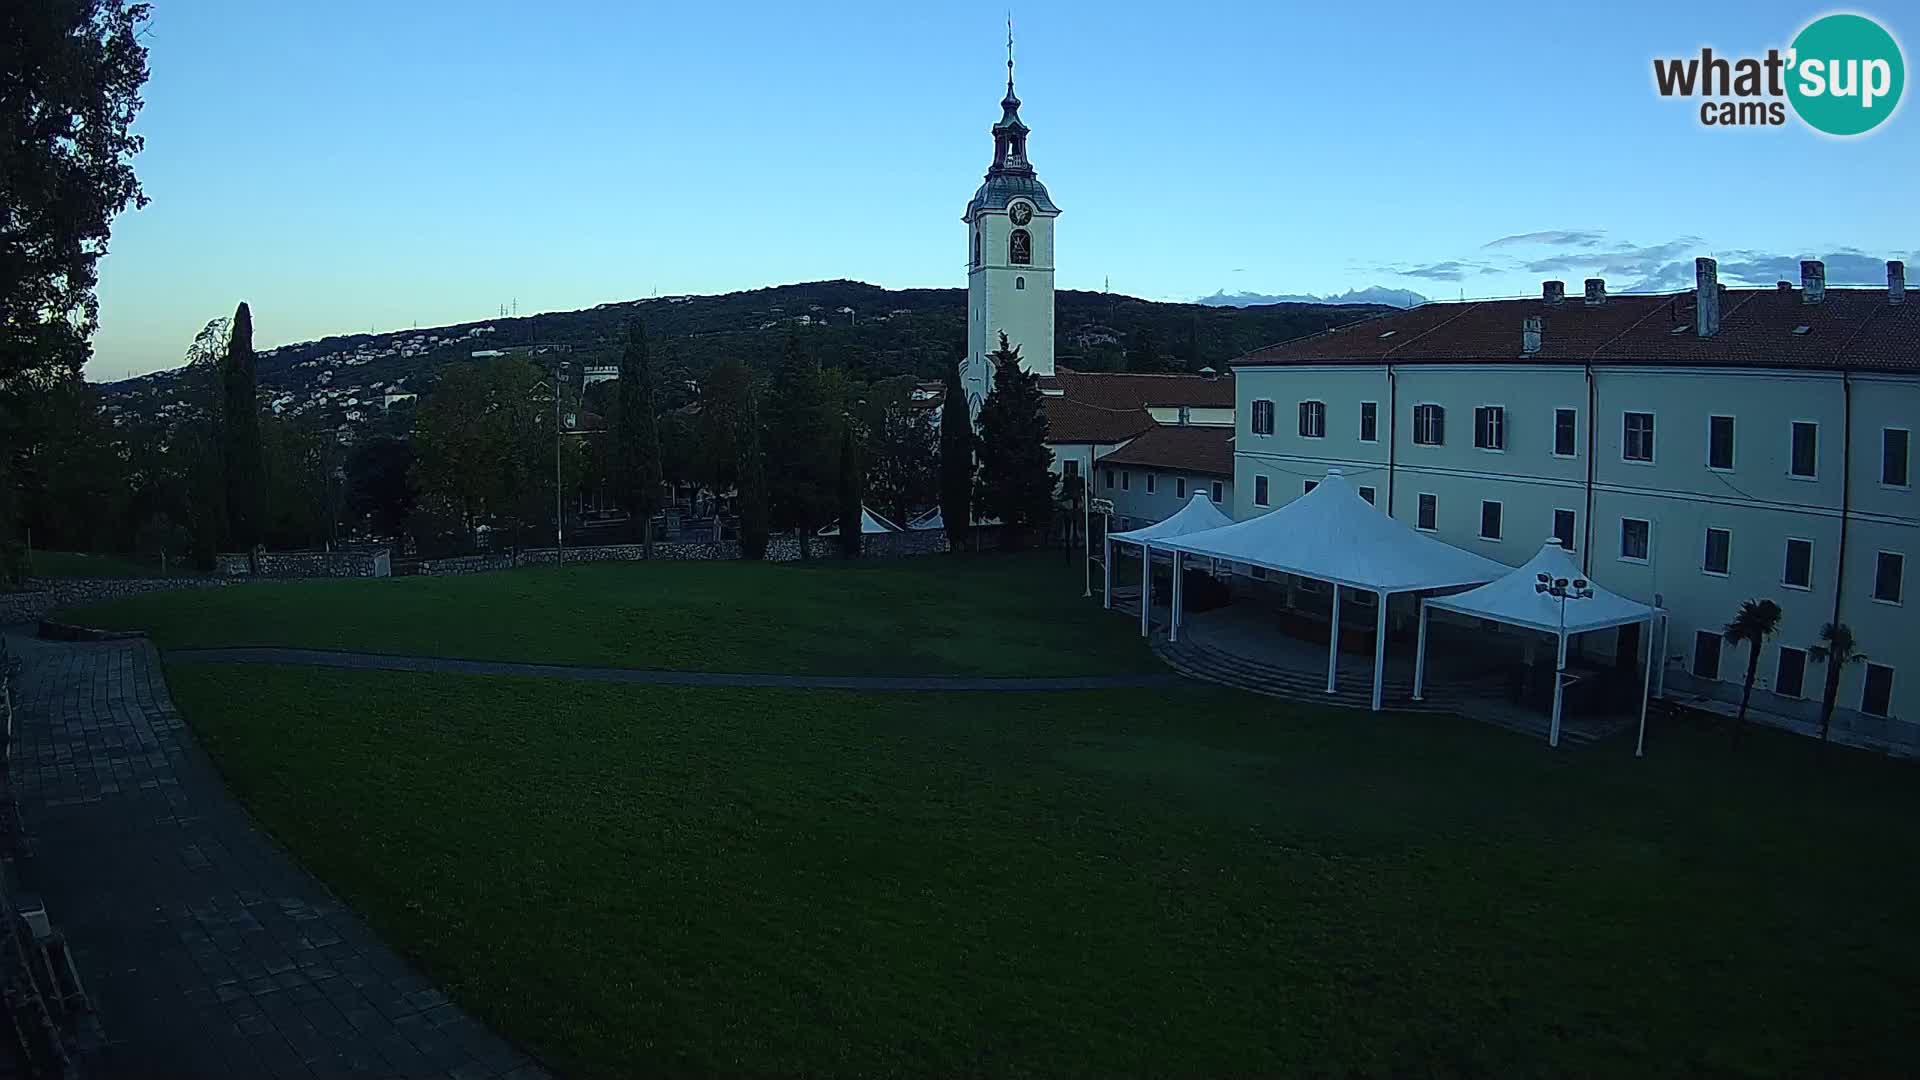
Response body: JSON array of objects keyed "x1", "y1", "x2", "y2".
[
  {"x1": 1695, "y1": 258, "x2": 1720, "y2": 337},
  {"x1": 1522, "y1": 314, "x2": 1543, "y2": 355},
  {"x1": 1583, "y1": 278, "x2": 1606, "y2": 306},
  {"x1": 1801, "y1": 259, "x2": 1826, "y2": 303},
  {"x1": 1890, "y1": 260, "x2": 1907, "y2": 305},
  {"x1": 1543, "y1": 280, "x2": 1565, "y2": 306}
]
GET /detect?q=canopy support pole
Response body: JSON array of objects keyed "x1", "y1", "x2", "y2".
[
  {"x1": 1370, "y1": 589, "x2": 1388, "y2": 712},
  {"x1": 1635, "y1": 614, "x2": 1656, "y2": 758},
  {"x1": 1169, "y1": 550, "x2": 1184, "y2": 643},
  {"x1": 1139, "y1": 544, "x2": 1151, "y2": 638},
  {"x1": 1549, "y1": 627, "x2": 1569, "y2": 749},
  {"x1": 1413, "y1": 598, "x2": 1429, "y2": 701},
  {"x1": 1102, "y1": 534, "x2": 1113, "y2": 610},
  {"x1": 1326, "y1": 583, "x2": 1342, "y2": 694}
]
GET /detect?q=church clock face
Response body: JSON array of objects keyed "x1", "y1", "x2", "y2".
[{"x1": 1009, "y1": 202, "x2": 1033, "y2": 226}]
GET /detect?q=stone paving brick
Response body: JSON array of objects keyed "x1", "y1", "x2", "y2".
[{"x1": 3, "y1": 632, "x2": 552, "y2": 1078}]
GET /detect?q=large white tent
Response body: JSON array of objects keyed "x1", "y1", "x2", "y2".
[
  {"x1": 1421, "y1": 539, "x2": 1666, "y2": 753},
  {"x1": 817, "y1": 506, "x2": 903, "y2": 536},
  {"x1": 1152, "y1": 469, "x2": 1508, "y2": 711},
  {"x1": 1105, "y1": 492, "x2": 1235, "y2": 637}
]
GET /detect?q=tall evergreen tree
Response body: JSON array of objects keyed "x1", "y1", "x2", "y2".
[
  {"x1": 615, "y1": 319, "x2": 663, "y2": 546},
  {"x1": 938, "y1": 361, "x2": 973, "y2": 552},
  {"x1": 836, "y1": 420, "x2": 862, "y2": 558},
  {"x1": 222, "y1": 302, "x2": 265, "y2": 551},
  {"x1": 974, "y1": 334, "x2": 1054, "y2": 547},
  {"x1": 765, "y1": 335, "x2": 834, "y2": 556},
  {"x1": 735, "y1": 379, "x2": 770, "y2": 561}
]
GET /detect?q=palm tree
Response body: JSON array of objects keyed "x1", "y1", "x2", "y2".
[
  {"x1": 1808, "y1": 621, "x2": 1867, "y2": 752},
  {"x1": 1723, "y1": 599, "x2": 1783, "y2": 747}
]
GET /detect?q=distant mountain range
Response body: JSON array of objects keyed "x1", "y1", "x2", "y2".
[
  {"x1": 97, "y1": 280, "x2": 1391, "y2": 434},
  {"x1": 1197, "y1": 286, "x2": 1429, "y2": 309}
]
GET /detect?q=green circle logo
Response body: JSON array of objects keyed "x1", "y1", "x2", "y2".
[{"x1": 1788, "y1": 14, "x2": 1905, "y2": 135}]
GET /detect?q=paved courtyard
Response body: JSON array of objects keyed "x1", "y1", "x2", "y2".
[{"x1": 3, "y1": 630, "x2": 549, "y2": 1079}]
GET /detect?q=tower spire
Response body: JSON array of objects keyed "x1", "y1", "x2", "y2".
[{"x1": 1006, "y1": 13, "x2": 1015, "y2": 96}]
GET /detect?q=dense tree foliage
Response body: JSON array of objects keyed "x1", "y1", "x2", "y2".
[
  {"x1": 614, "y1": 320, "x2": 663, "y2": 534},
  {"x1": 345, "y1": 438, "x2": 417, "y2": 538},
  {"x1": 836, "y1": 421, "x2": 862, "y2": 558},
  {"x1": 410, "y1": 358, "x2": 556, "y2": 548},
  {"x1": 222, "y1": 303, "x2": 266, "y2": 548},
  {"x1": 974, "y1": 335, "x2": 1054, "y2": 546},
  {"x1": 938, "y1": 361, "x2": 973, "y2": 551},
  {"x1": 735, "y1": 378, "x2": 769, "y2": 560},
  {"x1": 864, "y1": 382, "x2": 937, "y2": 530},
  {"x1": 764, "y1": 336, "x2": 837, "y2": 551}
]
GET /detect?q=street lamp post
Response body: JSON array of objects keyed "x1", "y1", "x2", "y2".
[{"x1": 1534, "y1": 571, "x2": 1593, "y2": 748}]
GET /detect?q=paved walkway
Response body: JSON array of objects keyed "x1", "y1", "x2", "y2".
[
  {"x1": 167, "y1": 646, "x2": 1185, "y2": 691},
  {"x1": 3, "y1": 631, "x2": 549, "y2": 1079}
]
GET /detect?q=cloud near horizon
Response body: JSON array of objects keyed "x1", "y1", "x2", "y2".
[{"x1": 1482, "y1": 229, "x2": 1606, "y2": 249}]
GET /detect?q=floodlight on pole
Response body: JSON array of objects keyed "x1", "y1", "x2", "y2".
[{"x1": 1534, "y1": 572, "x2": 1594, "y2": 748}]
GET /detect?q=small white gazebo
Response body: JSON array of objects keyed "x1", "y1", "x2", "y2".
[
  {"x1": 1419, "y1": 539, "x2": 1666, "y2": 754},
  {"x1": 1152, "y1": 470, "x2": 1507, "y2": 711},
  {"x1": 1105, "y1": 492, "x2": 1235, "y2": 637}
]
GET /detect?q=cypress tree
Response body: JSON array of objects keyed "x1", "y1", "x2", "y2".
[
  {"x1": 735, "y1": 379, "x2": 770, "y2": 561},
  {"x1": 222, "y1": 302, "x2": 265, "y2": 554},
  {"x1": 836, "y1": 420, "x2": 862, "y2": 558},
  {"x1": 974, "y1": 333, "x2": 1053, "y2": 548},
  {"x1": 765, "y1": 335, "x2": 832, "y2": 557},
  {"x1": 938, "y1": 360, "x2": 973, "y2": 552},
  {"x1": 615, "y1": 319, "x2": 663, "y2": 548}
]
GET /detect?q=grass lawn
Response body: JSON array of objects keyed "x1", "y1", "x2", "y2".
[
  {"x1": 25, "y1": 549, "x2": 195, "y2": 579},
  {"x1": 61, "y1": 554, "x2": 1147, "y2": 676},
  {"x1": 167, "y1": 662, "x2": 1920, "y2": 1077}
]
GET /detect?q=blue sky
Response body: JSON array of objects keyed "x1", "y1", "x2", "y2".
[{"x1": 90, "y1": 0, "x2": 1916, "y2": 380}]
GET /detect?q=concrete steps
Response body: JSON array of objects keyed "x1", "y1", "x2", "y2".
[{"x1": 1154, "y1": 635, "x2": 1461, "y2": 714}]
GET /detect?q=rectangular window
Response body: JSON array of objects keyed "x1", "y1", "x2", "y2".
[
  {"x1": 1783, "y1": 538, "x2": 1813, "y2": 589},
  {"x1": 1175, "y1": 477, "x2": 1186, "y2": 499},
  {"x1": 1553, "y1": 509, "x2": 1576, "y2": 550},
  {"x1": 1359, "y1": 402, "x2": 1378, "y2": 443},
  {"x1": 1251, "y1": 399, "x2": 1275, "y2": 436},
  {"x1": 1417, "y1": 493, "x2": 1437, "y2": 531},
  {"x1": 1145, "y1": 472, "x2": 1156, "y2": 494},
  {"x1": 1103, "y1": 468, "x2": 1114, "y2": 490},
  {"x1": 1620, "y1": 518, "x2": 1650, "y2": 562},
  {"x1": 1297, "y1": 400, "x2": 1326, "y2": 438},
  {"x1": 1303, "y1": 480, "x2": 1318, "y2": 495},
  {"x1": 1121, "y1": 470, "x2": 1130, "y2": 491},
  {"x1": 1703, "y1": 527, "x2": 1731, "y2": 576},
  {"x1": 1623, "y1": 412, "x2": 1655, "y2": 462},
  {"x1": 1358, "y1": 485, "x2": 1376, "y2": 505},
  {"x1": 1254, "y1": 475, "x2": 1269, "y2": 506},
  {"x1": 1062, "y1": 459, "x2": 1079, "y2": 479},
  {"x1": 1473, "y1": 406, "x2": 1506, "y2": 450},
  {"x1": 1775, "y1": 646, "x2": 1807, "y2": 699},
  {"x1": 1708, "y1": 415, "x2": 1735, "y2": 471},
  {"x1": 1693, "y1": 630, "x2": 1722, "y2": 680},
  {"x1": 1875, "y1": 551, "x2": 1904, "y2": 603},
  {"x1": 1790, "y1": 421, "x2": 1818, "y2": 478},
  {"x1": 1211, "y1": 481, "x2": 1223, "y2": 503},
  {"x1": 1413, "y1": 404, "x2": 1445, "y2": 446},
  {"x1": 1885, "y1": 428, "x2": 1911, "y2": 487},
  {"x1": 1861, "y1": 663, "x2": 1894, "y2": 718},
  {"x1": 1554, "y1": 408, "x2": 1577, "y2": 457},
  {"x1": 1479, "y1": 500, "x2": 1502, "y2": 540}
]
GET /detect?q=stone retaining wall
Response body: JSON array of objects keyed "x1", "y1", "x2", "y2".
[
  {"x1": 213, "y1": 550, "x2": 391, "y2": 578},
  {"x1": 1, "y1": 578, "x2": 234, "y2": 626},
  {"x1": 416, "y1": 529, "x2": 961, "y2": 575}
]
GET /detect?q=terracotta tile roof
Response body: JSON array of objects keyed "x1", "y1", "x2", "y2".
[
  {"x1": 1095, "y1": 424, "x2": 1235, "y2": 476},
  {"x1": 1234, "y1": 287, "x2": 1920, "y2": 374},
  {"x1": 1042, "y1": 395, "x2": 1157, "y2": 444},
  {"x1": 1052, "y1": 367, "x2": 1236, "y2": 408}
]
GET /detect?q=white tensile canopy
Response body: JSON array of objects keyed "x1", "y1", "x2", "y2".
[
  {"x1": 1104, "y1": 492, "x2": 1235, "y2": 634},
  {"x1": 1149, "y1": 469, "x2": 1508, "y2": 711},
  {"x1": 1422, "y1": 539, "x2": 1666, "y2": 754},
  {"x1": 817, "y1": 507, "x2": 902, "y2": 536}
]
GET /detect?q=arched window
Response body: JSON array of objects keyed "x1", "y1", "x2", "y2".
[
  {"x1": 972, "y1": 230, "x2": 981, "y2": 268},
  {"x1": 1009, "y1": 228, "x2": 1031, "y2": 265},
  {"x1": 1015, "y1": 276, "x2": 1025, "y2": 290}
]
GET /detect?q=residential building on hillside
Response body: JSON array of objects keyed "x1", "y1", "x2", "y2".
[{"x1": 1229, "y1": 257, "x2": 1916, "y2": 733}]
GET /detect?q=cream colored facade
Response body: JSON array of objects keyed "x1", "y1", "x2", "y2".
[
  {"x1": 965, "y1": 202, "x2": 1056, "y2": 390},
  {"x1": 1233, "y1": 362, "x2": 1918, "y2": 730}
]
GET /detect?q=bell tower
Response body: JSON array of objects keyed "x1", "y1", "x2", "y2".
[{"x1": 959, "y1": 29, "x2": 1059, "y2": 419}]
